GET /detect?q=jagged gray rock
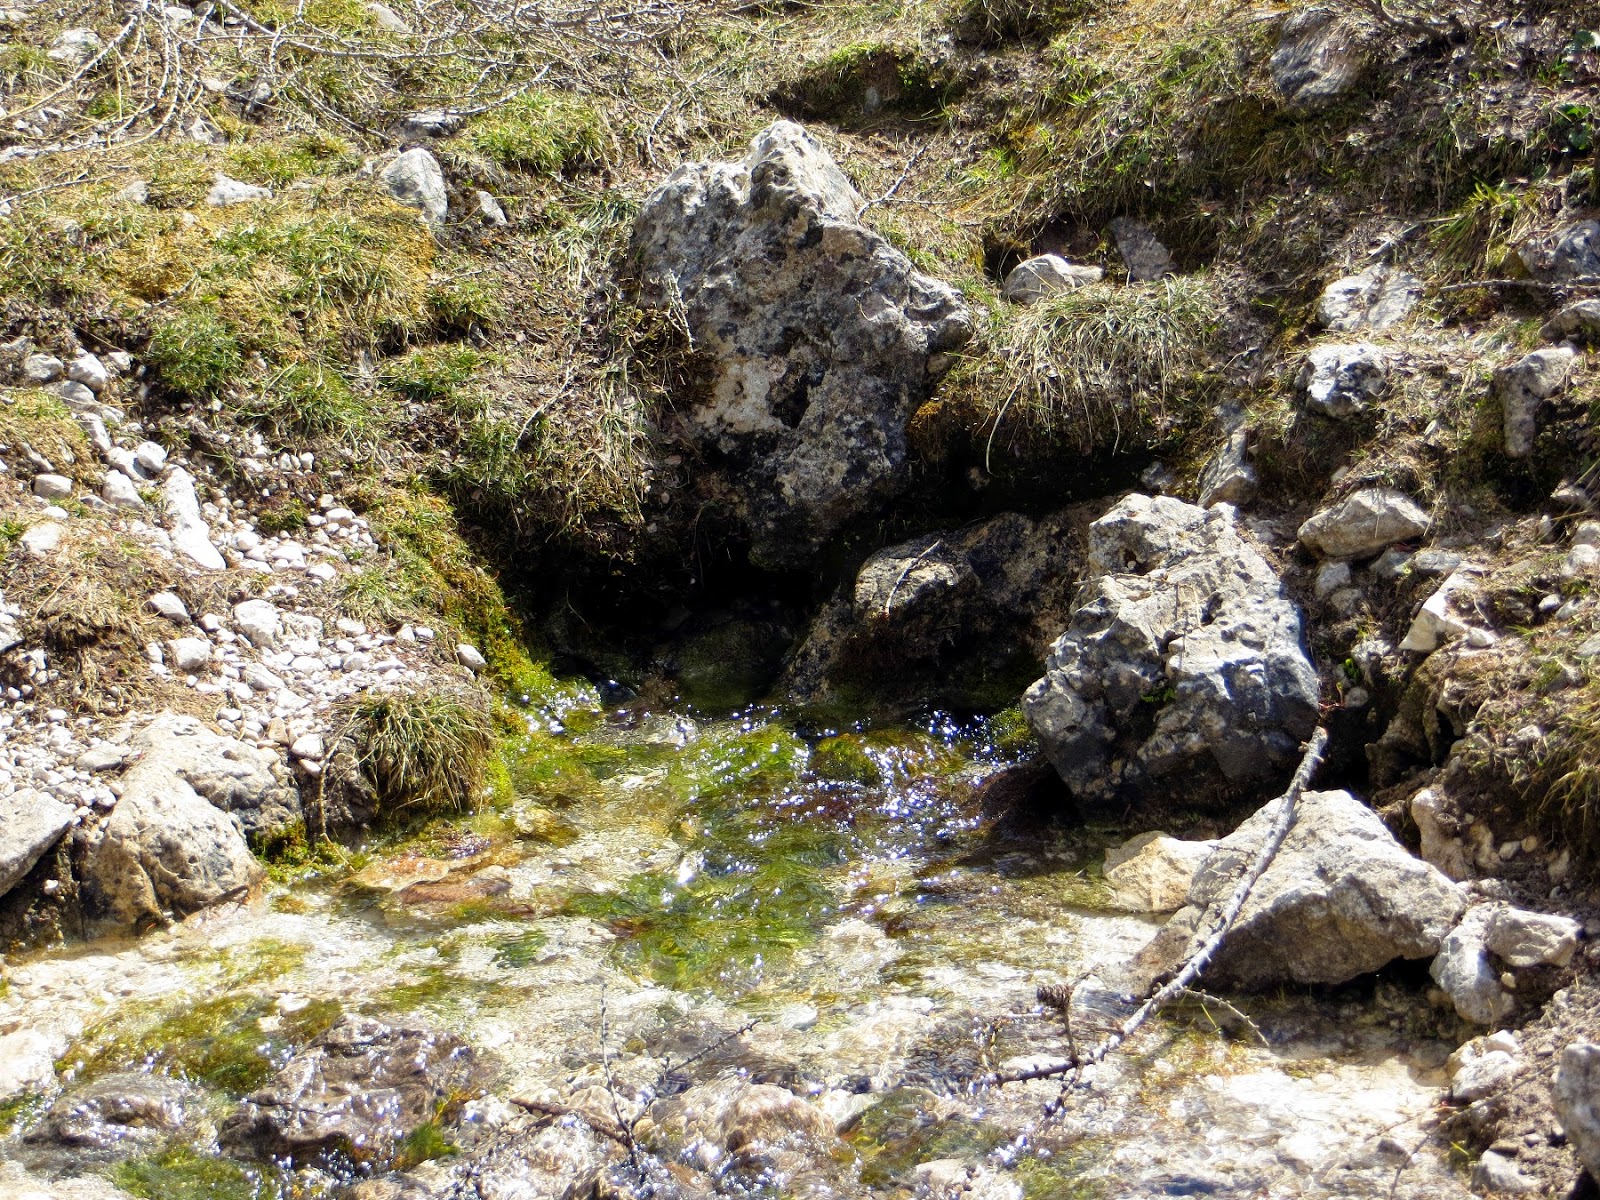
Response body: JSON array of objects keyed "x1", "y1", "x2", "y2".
[
  {"x1": 1023, "y1": 494, "x2": 1319, "y2": 808},
  {"x1": 1520, "y1": 220, "x2": 1600, "y2": 283},
  {"x1": 1542, "y1": 298, "x2": 1600, "y2": 343},
  {"x1": 1432, "y1": 901, "x2": 1582, "y2": 1024},
  {"x1": 220, "y1": 1016, "x2": 484, "y2": 1168},
  {"x1": 1496, "y1": 345, "x2": 1576, "y2": 459},
  {"x1": 1108, "y1": 216, "x2": 1174, "y2": 281},
  {"x1": 1270, "y1": 8, "x2": 1363, "y2": 107},
  {"x1": 380, "y1": 148, "x2": 448, "y2": 224},
  {"x1": 632, "y1": 121, "x2": 972, "y2": 566},
  {"x1": 1299, "y1": 342, "x2": 1387, "y2": 419},
  {"x1": 1163, "y1": 789, "x2": 1466, "y2": 988},
  {"x1": 1297, "y1": 487, "x2": 1429, "y2": 559},
  {"x1": 1001, "y1": 254, "x2": 1102, "y2": 303},
  {"x1": 1196, "y1": 426, "x2": 1257, "y2": 507},
  {"x1": 130, "y1": 712, "x2": 299, "y2": 842},
  {"x1": 1315, "y1": 267, "x2": 1422, "y2": 332},
  {"x1": 0, "y1": 788, "x2": 74, "y2": 900}
]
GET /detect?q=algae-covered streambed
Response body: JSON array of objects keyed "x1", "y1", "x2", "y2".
[{"x1": 0, "y1": 693, "x2": 1473, "y2": 1199}]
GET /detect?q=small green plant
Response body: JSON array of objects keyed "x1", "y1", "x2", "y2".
[
  {"x1": 394, "y1": 1119, "x2": 460, "y2": 1169},
  {"x1": 145, "y1": 305, "x2": 245, "y2": 397},
  {"x1": 463, "y1": 91, "x2": 604, "y2": 172},
  {"x1": 257, "y1": 497, "x2": 309, "y2": 534},
  {"x1": 342, "y1": 685, "x2": 497, "y2": 816}
]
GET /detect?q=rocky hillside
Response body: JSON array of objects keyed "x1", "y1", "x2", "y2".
[{"x1": 9, "y1": 0, "x2": 1600, "y2": 1193}]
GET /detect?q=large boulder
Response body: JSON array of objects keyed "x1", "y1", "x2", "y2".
[
  {"x1": 0, "y1": 788, "x2": 74, "y2": 901},
  {"x1": 1154, "y1": 789, "x2": 1465, "y2": 988},
  {"x1": 1022, "y1": 494, "x2": 1319, "y2": 809},
  {"x1": 121, "y1": 712, "x2": 299, "y2": 843},
  {"x1": 220, "y1": 1016, "x2": 484, "y2": 1169},
  {"x1": 632, "y1": 121, "x2": 972, "y2": 566},
  {"x1": 77, "y1": 718, "x2": 272, "y2": 926},
  {"x1": 782, "y1": 509, "x2": 1079, "y2": 708}
]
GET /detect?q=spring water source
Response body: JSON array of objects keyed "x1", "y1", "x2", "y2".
[{"x1": 0, "y1": 691, "x2": 1471, "y2": 1199}]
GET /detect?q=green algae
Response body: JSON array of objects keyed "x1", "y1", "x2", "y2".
[
  {"x1": 491, "y1": 929, "x2": 550, "y2": 968},
  {"x1": 110, "y1": 1146, "x2": 281, "y2": 1200},
  {"x1": 848, "y1": 1088, "x2": 1012, "y2": 1187},
  {"x1": 811, "y1": 734, "x2": 883, "y2": 785},
  {"x1": 60, "y1": 991, "x2": 342, "y2": 1097},
  {"x1": 0, "y1": 1090, "x2": 44, "y2": 1136},
  {"x1": 666, "y1": 722, "x2": 809, "y2": 804}
]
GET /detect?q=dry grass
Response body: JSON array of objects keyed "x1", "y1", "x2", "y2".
[{"x1": 338, "y1": 684, "x2": 497, "y2": 816}]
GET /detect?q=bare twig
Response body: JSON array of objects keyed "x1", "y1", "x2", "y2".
[{"x1": 976, "y1": 727, "x2": 1330, "y2": 1095}]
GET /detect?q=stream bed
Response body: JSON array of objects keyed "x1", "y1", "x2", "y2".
[{"x1": 0, "y1": 694, "x2": 1473, "y2": 1199}]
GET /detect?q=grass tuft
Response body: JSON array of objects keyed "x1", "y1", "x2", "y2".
[
  {"x1": 341, "y1": 685, "x2": 497, "y2": 816},
  {"x1": 462, "y1": 91, "x2": 604, "y2": 173}
]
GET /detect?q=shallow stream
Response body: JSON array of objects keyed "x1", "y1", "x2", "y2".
[{"x1": 0, "y1": 692, "x2": 1474, "y2": 1199}]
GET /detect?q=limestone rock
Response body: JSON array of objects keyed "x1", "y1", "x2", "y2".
[
  {"x1": 67, "y1": 352, "x2": 110, "y2": 393},
  {"x1": 27, "y1": 1071, "x2": 196, "y2": 1151},
  {"x1": 1299, "y1": 342, "x2": 1387, "y2": 419},
  {"x1": 1001, "y1": 254, "x2": 1103, "y2": 303},
  {"x1": 1108, "y1": 217, "x2": 1173, "y2": 281},
  {"x1": 79, "y1": 766, "x2": 263, "y2": 927},
  {"x1": 1171, "y1": 789, "x2": 1466, "y2": 988},
  {"x1": 1315, "y1": 267, "x2": 1422, "y2": 332},
  {"x1": 455, "y1": 643, "x2": 486, "y2": 670},
  {"x1": 1519, "y1": 221, "x2": 1600, "y2": 284},
  {"x1": 168, "y1": 636, "x2": 211, "y2": 673},
  {"x1": 632, "y1": 121, "x2": 971, "y2": 566},
  {"x1": 783, "y1": 509, "x2": 1078, "y2": 708},
  {"x1": 380, "y1": 148, "x2": 448, "y2": 224},
  {"x1": 1409, "y1": 787, "x2": 1472, "y2": 880},
  {"x1": 220, "y1": 1016, "x2": 484, "y2": 1168},
  {"x1": 125, "y1": 712, "x2": 299, "y2": 843},
  {"x1": 1023, "y1": 494, "x2": 1319, "y2": 809},
  {"x1": 0, "y1": 788, "x2": 74, "y2": 900},
  {"x1": 1496, "y1": 345, "x2": 1575, "y2": 459},
  {"x1": 1398, "y1": 566, "x2": 1488, "y2": 654},
  {"x1": 0, "y1": 1028, "x2": 68, "y2": 1103},
  {"x1": 1297, "y1": 487, "x2": 1429, "y2": 560},
  {"x1": 47, "y1": 27, "x2": 102, "y2": 64},
  {"x1": 206, "y1": 175, "x2": 272, "y2": 207},
  {"x1": 472, "y1": 189, "x2": 507, "y2": 226},
  {"x1": 1196, "y1": 426, "x2": 1256, "y2": 507},
  {"x1": 1555, "y1": 1043, "x2": 1600, "y2": 1182},
  {"x1": 1471, "y1": 1151, "x2": 1538, "y2": 1193},
  {"x1": 31, "y1": 473, "x2": 71, "y2": 500},
  {"x1": 232, "y1": 598, "x2": 283, "y2": 649},
  {"x1": 1448, "y1": 1032, "x2": 1521, "y2": 1104},
  {"x1": 1270, "y1": 9, "x2": 1363, "y2": 107},
  {"x1": 1431, "y1": 902, "x2": 1579, "y2": 1024},
  {"x1": 1103, "y1": 832, "x2": 1215, "y2": 913},
  {"x1": 162, "y1": 468, "x2": 225, "y2": 570},
  {"x1": 21, "y1": 353, "x2": 63, "y2": 385},
  {"x1": 1541, "y1": 298, "x2": 1600, "y2": 343},
  {"x1": 102, "y1": 471, "x2": 144, "y2": 511}
]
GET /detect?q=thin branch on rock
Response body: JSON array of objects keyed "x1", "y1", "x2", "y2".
[{"x1": 976, "y1": 726, "x2": 1330, "y2": 1097}]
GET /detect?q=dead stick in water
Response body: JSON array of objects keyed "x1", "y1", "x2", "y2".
[{"x1": 977, "y1": 726, "x2": 1330, "y2": 1091}]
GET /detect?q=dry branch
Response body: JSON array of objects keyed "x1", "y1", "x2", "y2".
[{"x1": 978, "y1": 726, "x2": 1330, "y2": 1097}]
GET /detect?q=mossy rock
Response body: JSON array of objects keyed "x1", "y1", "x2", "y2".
[{"x1": 812, "y1": 734, "x2": 883, "y2": 785}]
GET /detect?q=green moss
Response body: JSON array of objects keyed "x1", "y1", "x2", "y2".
[
  {"x1": 490, "y1": 928, "x2": 549, "y2": 968},
  {"x1": 111, "y1": 1146, "x2": 275, "y2": 1200},
  {"x1": 256, "y1": 496, "x2": 309, "y2": 535},
  {"x1": 0, "y1": 1091, "x2": 45, "y2": 1136},
  {"x1": 61, "y1": 991, "x2": 342, "y2": 1097},
  {"x1": 847, "y1": 1088, "x2": 1011, "y2": 1186},
  {"x1": 245, "y1": 360, "x2": 375, "y2": 441},
  {"x1": 463, "y1": 91, "x2": 604, "y2": 173},
  {"x1": 667, "y1": 724, "x2": 809, "y2": 803},
  {"x1": 394, "y1": 1119, "x2": 460, "y2": 1169},
  {"x1": 812, "y1": 734, "x2": 883, "y2": 785}
]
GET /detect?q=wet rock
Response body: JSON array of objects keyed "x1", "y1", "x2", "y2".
[
  {"x1": 1196, "y1": 426, "x2": 1256, "y2": 507},
  {"x1": 1297, "y1": 486, "x2": 1429, "y2": 559},
  {"x1": 27, "y1": 1071, "x2": 194, "y2": 1152},
  {"x1": 1431, "y1": 902, "x2": 1579, "y2": 1024},
  {"x1": 1000, "y1": 254, "x2": 1102, "y2": 303},
  {"x1": 1270, "y1": 9, "x2": 1363, "y2": 107},
  {"x1": 912, "y1": 1159, "x2": 1023, "y2": 1200},
  {"x1": 632, "y1": 120, "x2": 971, "y2": 566},
  {"x1": 0, "y1": 788, "x2": 74, "y2": 900},
  {"x1": 162, "y1": 468, "x2": 225, "y2": 570},
  {"x1": 1315, "y1": 267, "x2": 1422, "y2": 332},
  {"x1": 221, "y1": 1016, "x2": 483, "y2": 1168},
  {"x1": 1155, "y1": 789, "x2": 1465, "y2": 988},
  {"x1": 381, "y1": 148, "x2": 448, "y2": 224},
  {"x1": 637, "y1": 1078, "x2": 839, "y2": 1193},
  {"x1": 1555, "y1": 1043, "x2": 1600, "y2": 1182},
  {"x1": 1108, "y1": 216, "x2": 1173, "y2": 281},
  {"x1": 1102, "y1": 832, "x2": 1215, "y2": 913},
  {"x1": 783, "y1": 509, "x2": 1078, "y2": 708},
  {"x1": 1299, "y1": 342, "x2": 1387, "y2": 419},
  {"x1": 1496, "y1": 345, "x2": 1575, "y2": 459},
  {"x1": 1023, "y1": 494, "x2": 1319, "y2": 809},
  {"x1": 0, "y1": 1029, "x2": 66, "y2": 1102},
  {"x1": 1542, "y1": 298, "x2": 1600, "y2": 343},
  {"x1": 1519, "y1": 220, "x2": 1600, "y2": 283}
]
